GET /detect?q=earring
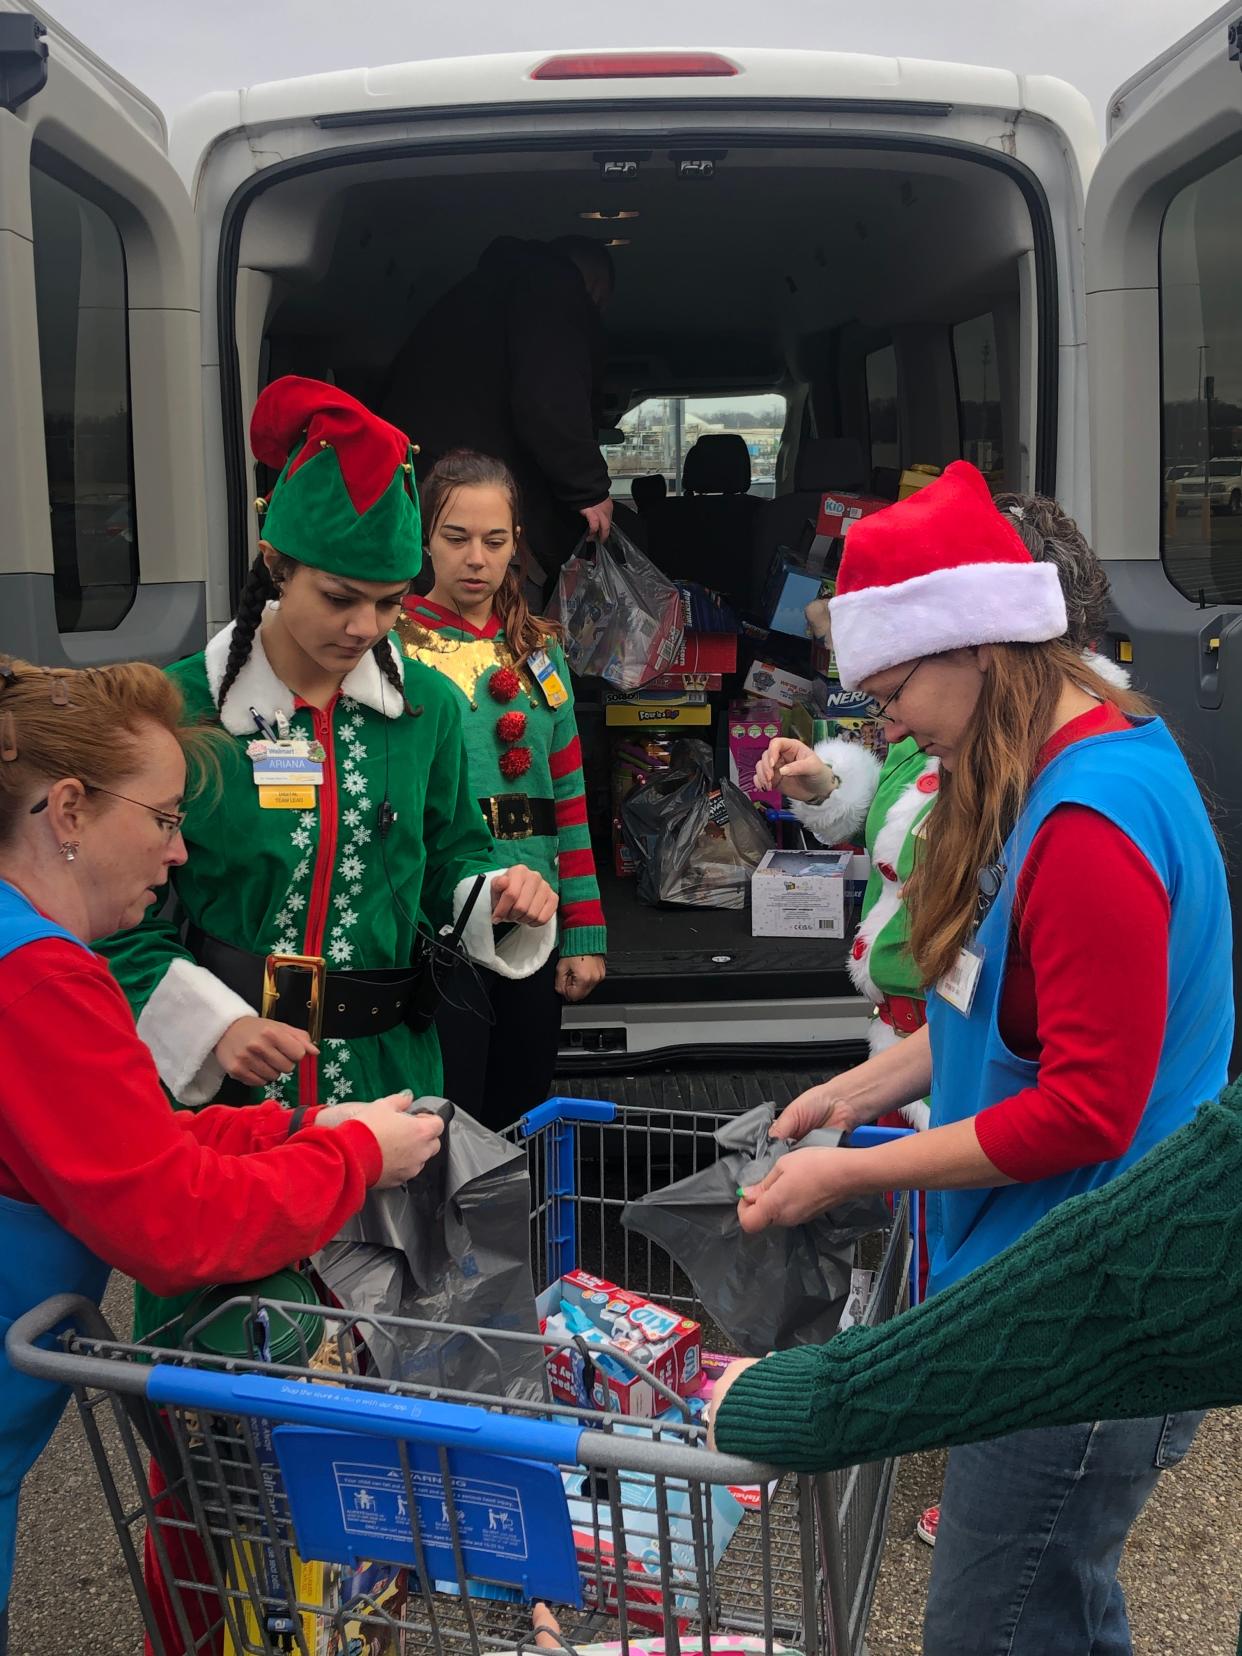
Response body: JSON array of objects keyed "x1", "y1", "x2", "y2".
[{"x1": 59, "y1": 840, "x2": 79, "y2": 862}]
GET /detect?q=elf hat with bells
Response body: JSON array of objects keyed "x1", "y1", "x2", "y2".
[
  {"x1": 251, "y1": 376, "x2": 422, "y2": 583},
  {"x1": 827, "y1": 460, "x2": 1068, "y2": 690}
]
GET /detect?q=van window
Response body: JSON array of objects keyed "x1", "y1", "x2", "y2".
[
  {"x1": 954, "y1": 313, "x2": 1005, "y2": 479},
  {"x1": 31, "y1": 160, "x2": 139, "y2": 633},
  {"x1": 865, "y1": 346, "x2": 900, "y2": 472},
  {"x1": 609, "y1": 394, "x2": 785, "y2": 500},
  {"x1": 1160, "y1": 151, "x2": 1242, "y2": 605}
]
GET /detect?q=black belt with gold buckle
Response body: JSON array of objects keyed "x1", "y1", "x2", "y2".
[
  {"x1": 478, "y1": 794, "x2": 557, "y2": 840},
  {"x1": 188, "y1": 928, "x2": 432, "y2": 1042}
]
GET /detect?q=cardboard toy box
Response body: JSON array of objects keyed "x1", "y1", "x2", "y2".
[
  {"x1": 751, "y1": 848, "x2": 852, "y2": 938},
  {"x1": 742, "y1": 661, "x2": 813, "y2": 709},
  {"x1": 224, "y1": 1551, "x2": 408, "y2": 1656},
  {"x1": 898, "y1": 463, "x2": 941, "y2": 499},
  {"x1": 664, "y1": 632, "x2": 738, "y2": 676},
  {"x1": 604, "y1": 690, "x2": 712, "y2": 728},
  {"x1": 815, "y1": 491, "x2": 890, "y2": 541},
  {"x1": 727, "y1": 702, "x2": 785, "y2": 808},
  {"x1": 762, "y1": 560, "x2": 828, "y2": 640},
  {"x1": 540, "y1": 1272, "x2": 701, "y2": 1418}
]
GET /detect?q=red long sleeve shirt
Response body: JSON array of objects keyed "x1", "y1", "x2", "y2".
[
  {"x1": 0, "y1": 939, "x2": 382, "y2": 1297},
  {"x1": 975, "y1": 704, "x2": 1172, "y2": 1182}
]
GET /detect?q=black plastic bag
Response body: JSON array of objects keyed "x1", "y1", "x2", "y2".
[
  {"x1": 314, "y1": 1100, "x2": 548, "y2": 1402},
  {"x1": 621, "y1": 740, "x2": 774, "y2": 910},
  {"x1": 621, "y1": 1103, "x2": 890, "y2": 1355}
]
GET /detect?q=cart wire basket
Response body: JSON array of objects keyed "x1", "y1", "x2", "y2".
[{"x1": 7, "y1": 1098, "x2": 916, "y2": 1656}]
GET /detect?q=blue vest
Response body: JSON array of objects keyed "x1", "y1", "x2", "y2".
[
  {"x1": 0, "y1": 884, "x2": 111, "y2": 1609},
  {"x1": 924, "y1": 717, "x2": 1232, "y2": 1296}
]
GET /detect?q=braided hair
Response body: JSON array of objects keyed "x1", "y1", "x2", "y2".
[{"x1": 217, "y1": 551, "x2": 420, "y2": 718}]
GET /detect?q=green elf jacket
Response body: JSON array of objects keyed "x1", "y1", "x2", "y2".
[
  {"x1": 95, "y1": 621, "x2": 556, "y2": 1339},
  {"x1": 397, "y1": 599, "x2": 606, "y2": 960},
  {"x1": 794, "y1": 735, "x2": 939, "y2": 1126}
]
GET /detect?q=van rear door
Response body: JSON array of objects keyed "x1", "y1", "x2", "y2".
[
  {"x1": 0, "y1": 3, "x2": 204, "y2": 665},
  {"x1": 1086, "y1": 3, "x2": 1242, "y2": 1061}
]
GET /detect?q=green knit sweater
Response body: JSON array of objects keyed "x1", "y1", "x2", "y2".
[
  {"x1": 397, "y1": 601, "x2": 606, "y2": 959},
  {"x1": 716, "y1": 1080, "x2": 1242, "y2": 1465}
]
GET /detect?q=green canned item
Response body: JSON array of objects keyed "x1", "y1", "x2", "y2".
[{"x1": 184, "y1": 1266, "x2": 325, "y2": 1367}]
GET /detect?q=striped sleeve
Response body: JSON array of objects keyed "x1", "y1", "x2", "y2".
[{"x1": 549, "y1": 659, "x2": 607, "y2": 959}]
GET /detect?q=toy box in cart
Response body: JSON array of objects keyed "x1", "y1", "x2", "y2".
[{"x1": 541, "y1": 1271, "x2": 701, "y2": 1417}]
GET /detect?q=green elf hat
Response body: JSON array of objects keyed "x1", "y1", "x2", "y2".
[{"x1": 250, "y1": 375, "x2": 421, "y2": 582}]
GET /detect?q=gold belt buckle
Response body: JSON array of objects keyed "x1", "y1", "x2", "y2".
[
  {"x1": 486, "y1": 794, "x2": 534, "y2": 840},
  {"x1": 262, "y1": 952, "x2": 326, "y2": 1045}
]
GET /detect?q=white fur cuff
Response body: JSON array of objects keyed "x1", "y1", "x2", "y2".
[
  {"x1": 792, "y1": 737, "x2": 883, "y2": 846},
  {"x1": 136, "y1": 956, "x2": 257, "y2": 1106},
  {"x1": 453, "y1": 871, "x2": 557, "y2": 981}
]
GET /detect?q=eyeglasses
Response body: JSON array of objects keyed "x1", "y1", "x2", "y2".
[
  {"x1": 30, "y1": 786, "x2": 185, "y2": 840},
  {"x1": 862, "y1": 658, "x2": 925, "y2": 723}
]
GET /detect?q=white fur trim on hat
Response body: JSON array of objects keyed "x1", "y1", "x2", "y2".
[{"x1": 828, "y1": 561, "x2": 1069, "y2": 690}]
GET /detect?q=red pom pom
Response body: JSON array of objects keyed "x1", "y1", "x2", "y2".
[
  {"x1": 499, "y1": 745, "x2": 533, "y2": 780},
  {"x1": 496, "y1": 710, "x2": 527, "y2": 743},
  {"x1": 489, "y1": 666, "x2": 521, "y2": 703}
]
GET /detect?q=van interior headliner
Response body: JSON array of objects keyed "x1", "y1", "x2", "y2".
[{"x1": 240, "y1": 141, "x2": 1034, "y2": 407}]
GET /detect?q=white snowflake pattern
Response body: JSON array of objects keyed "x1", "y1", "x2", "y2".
[
  {"x1": 343, "y1": 808, "x2": 363, "y2": 829},
  {"x1": 292, "y1": 858, "x2": 310, "y2": 883},
  {"x1": 339, "y1": 854, "x2": 364, "y2": 881},
  {"x1": 274, "y1": 932, "x2": 298, "y2": 956},
  {"x1": 283, "y1": 891, "x2": 307, "y2": 913},
  {"x1": 328, "y1": 936, "x2": 355, "y2": 967},
  {"x1": 354, "y1": 825, "x2": 372, "y2": 846},
  {"x1": 336, "y1": 906, "x2": 358, "y2": 929},
  {"x1": 299, "y1": 811, "x2": 317, "y2": 829},
  {"x1": 343, "y1": 771, "x2": 368, "y2": 797},
  {"x1": 350, "y1": 713, "x2": 364, "y2": 730},
  {"x1": 322, "y1": 1060, "x2": 344, "y2": 1084},
  {"x1": 347, "y1": 740, "x2": 367, "y2": 761},
  {"x1": 290, "y1": 826, "x2": 312, "y2": 850}
]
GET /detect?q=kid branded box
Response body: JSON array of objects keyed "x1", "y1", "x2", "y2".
[
  {"x1": 541, "y1": 1272, "x2": 701, "y2": 1418},
  {"x1": 751, "y1": 848, "x2": 852, "y2": 938}
]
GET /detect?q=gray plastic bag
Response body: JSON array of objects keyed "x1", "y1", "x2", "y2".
[
  {"x1": 314, "y1": 1100, "x2": 548, "y2": 1403},
  {"x1": 621, "y1": 1103, "x2": 890, "y2": 1355}
]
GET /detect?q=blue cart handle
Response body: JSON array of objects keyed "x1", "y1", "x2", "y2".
[{"x1": 147, "y1": 1365, "x2": 584, "y2": 1464}]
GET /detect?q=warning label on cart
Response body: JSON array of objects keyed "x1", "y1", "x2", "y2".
[{"x1": 333, "y1": 1461, "x2": 528, "y2": 1560}]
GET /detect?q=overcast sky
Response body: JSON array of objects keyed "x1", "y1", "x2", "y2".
[{"x1": 40, "y1": 0, "x2": 1212, "y2": 138}]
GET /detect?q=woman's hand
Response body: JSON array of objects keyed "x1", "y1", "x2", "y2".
[
  {"x1": 215, "y1": 1015, "x2": 318, "y2": 1085},
  {"x1": 754, "y1": 736, "x2": 838, "y2": 803},
  {"x1": 334, "y1": 1092, "x2": 444, "y2": 1188},
  {"x1": 491, "y1": 865, "x2": 559, "y2": 927},
  {"x1": 556, "y1": 955, "x2": 606, "y2": 1002},
  {"x1": 771, "y1": 1078, "x2": 871, "y2": 1143},
  {"x1": 705, "y1": 1357, "x2": 761, "y2": 1451},
  {"x1": 737, "y1": 1146, "x2": 862, "y2": 1233}
]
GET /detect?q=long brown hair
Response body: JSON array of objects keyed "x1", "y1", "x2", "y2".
[
  {"x1": 0, "y1": 657, "x2": 220, "y2": 848},
  {"x1": 905, "y1": 641, "x2": 1152, "y2": 985},
  {"x1": 420, "y1": 450, "x2": 561, "y2": 665}
]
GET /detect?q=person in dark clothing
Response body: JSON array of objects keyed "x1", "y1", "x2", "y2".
[{"x1": 383, "y1": 236, "x2": 616, "y2": 596}]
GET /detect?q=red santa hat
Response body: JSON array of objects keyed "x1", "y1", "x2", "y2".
[{"x1": 827, "y1": 461, "x2": 1068, "y2": 689}]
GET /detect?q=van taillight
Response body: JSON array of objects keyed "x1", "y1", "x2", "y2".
[{"x1": 531, "y1": 52, "x2": 739, "y2": 81}]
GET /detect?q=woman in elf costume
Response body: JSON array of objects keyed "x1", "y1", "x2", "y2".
[
  {"x1": 758, "y1": 493, "x2": 1128, "y2": 1132},
  {"x1": 98, "y1": 380, "x2": 557, "y2": 1334},
  {"x1": 397, "y1": 450, "x2": 606, "y2": 1127}
]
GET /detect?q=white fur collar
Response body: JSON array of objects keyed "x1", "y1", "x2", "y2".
[{"x1": 204, "y1": 612, "x2": 404, "y2": 736}]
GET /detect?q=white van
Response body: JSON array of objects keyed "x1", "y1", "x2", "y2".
[{"x1": 1, "y1": 7, "x2": 1239, "y2": 1095}]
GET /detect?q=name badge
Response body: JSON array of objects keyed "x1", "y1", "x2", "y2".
[
  {"x1": 938, "y1": 942, "x2": 984, "y2": 1017},
  {"x1": 527, "y1": 648, "x2": 569, "y2": 709},
  {"x1": 248, "y1": 737, "x2": 324, "y2": 789}
]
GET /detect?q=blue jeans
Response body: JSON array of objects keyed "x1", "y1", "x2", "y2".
[{"x1": 923, "y1": 1411, "x2": 1204, "y2": 1655}]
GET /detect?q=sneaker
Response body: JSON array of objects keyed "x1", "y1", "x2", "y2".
[{"x1": 915, "y1": 1504, "x2": 940, "y2": 1547}]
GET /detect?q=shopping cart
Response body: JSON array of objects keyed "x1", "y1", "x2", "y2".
[{"x1": 7, "y1": 1098, "x2": 916, "y2": 1656}]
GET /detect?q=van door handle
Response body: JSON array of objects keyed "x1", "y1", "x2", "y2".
[{"x1": 1197, "y1": 612, "x2": 1242, "y2": 710}]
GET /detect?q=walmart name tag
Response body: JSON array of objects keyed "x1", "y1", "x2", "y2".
[
  {"x1": 938, "y1": 943, "x2": 984, "y2": 1017},
  {"x1": 247, "y1": 737, "x2": 324, "y2": 789},
  {"x1": 527, "y1": 649, "x2": 568, "y2": 709}
]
